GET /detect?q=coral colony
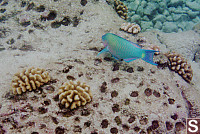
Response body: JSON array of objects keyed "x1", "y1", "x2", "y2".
[
  {"x1": 11, "y1": 67, "x2": 50, "y2": 95},
  {"x1": 120, "y1": 22, "x2": 141, "y2": 34},
  {"x1": 58, "y1": 80, "x2": 92, "y2": 109}
]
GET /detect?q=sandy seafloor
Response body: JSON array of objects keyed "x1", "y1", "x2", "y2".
[{"x1": 0, "y1": 0, "x2": 200, "y2": 134}]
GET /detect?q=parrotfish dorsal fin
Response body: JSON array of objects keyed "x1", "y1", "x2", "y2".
[
  {"x1": 110, "y1": 33, "x2": 142, "y2": 48},
  {"x1": 127, "y1": 40, "x2": 142, "y2": 48}
]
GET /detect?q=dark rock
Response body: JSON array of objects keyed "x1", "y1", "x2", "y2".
[
  {"x1": 122, "y1": 124, "x2": 129, "y2": 131},
  {"x1": 112, "y1": 104, "x2": 120, "y2": 113},
  {"x1": 112, "y1": 63, "x2": 119, "y2": 71},
  {"x1": 19, "y1": 45, "x2": 34, "y2": 51},
  {"x1": 168, "y1": 98, "x2": 175, "y2": 104},
  {"x1": 171, "y1": 113, "x2": 178, "y2": 120},
  {"x1": 81, "y1": 108, "x2": 90, "y2": 116},
  {"x1": 38, "y1": 107, "x2": 47, "y2": 114},
  {"x1": 61, "y1": 16, "x2": 71, "y2": 26},
  {"x1": 144, "y1": 88, "x2": 152, "y2": 96},
  {"x1": 137, "y1": 66, "x2": 144, "y2": 71},
  {"x1": 51, "y1": 116, "x2": 59, "y2": 124},
  {"x1": 110, "y1": 127, "x2": 118, "y2": 134},
  {"x1": 43, "y1": 99, "x2": 51, "y2": 106},
  {"x1": 94, "y1": 58, "x2": 102, "y2": 66},
  {"x1": 55, "y1": 126, "x2": 65, "y2": 134},
  {"x1": 128, "y1": 116, "x2": 135, "y2": 123},
  {"x1": 104, "y1": 57, "x2": 112, "y2": 61},
  {"x1": 114, "y1": 116, "x2": 122, "y2": 125},
  {"x1": 152, "y1": 120, "x2": 159, "y2": 130},
  {"x1": 166, "y1": 121, "x2": 173, "y2": 130},
  {"x1": 72, "y1": 17, "x2": 80, "y2": 27},
  {"x1": 124, "y1": 98, "x2": 130, "y2": 105},
  {"x1": 31, "y1": 132, "x2": 39, "y2": 134},
  {"x1": 1, "y1": 2, "x2": 8, "y2": 6},
  {"x1": 66, "y1": 75, "x2": 75, "y2": 80},
  {"x1": 111, "y1": 90, "x2": 118, "y2": 98},
  {"x1": 175, "y1": 122, "x2": 185, "y2": 131},
  {"x1": 80, "y1": 0, "x2": 87, "y2": 6},
  {"x1": 126, "y1": 67, "x2": 134, "y2": 73},
  {"x1": 100, "y1": 82, "x2": 107, "y2": 93},
  {"x1": 101, "y1": 119, "x2": 109, "y2": 128},
  {"x1": 51, "y1": 21, "x2": 61, "y2": 28},
  {"x1": 134, "y1": 126, "x2": 140, "y2": 132},
  {"x1": 21, "y1": 1, "x2": 26, "y2": 7},
  {"x1": 73, "y1": 125, "x2": 82, "y2": 133},
  {"x1": 36, "y1": 5, "x2": 45, "y2": 12},
  {"x1": 84, "y1": 121, "x2": 91, "y2": 127},
  {"x1": 0, "y1": 9, "x2": 6, "y2": 13},
  {"x1": 111, "y1": 78, "x2": 120, "y2": 83},
  {"x1": 26, "y1": 2, "x2": 34, "y2": 11},
  {"x1": 153, "y1": 90, "x2": 160, "y2": 97},
  {"x1": 130, "y1": 91, "x2": 139, "y2": 97}
]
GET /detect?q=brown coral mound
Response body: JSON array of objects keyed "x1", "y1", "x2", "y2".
[
  {"x1": 114, "y1": 0, "x2": 128, "y2": 20},
  {"x1": 12, "y1": 67, "x2": 50, "y2": 95},
  {"x1": 120, "y1": 23, "x2": 141, "y2": 34},
  {"x1": 58, "y1": 80, "x2": 92, "y2": 109},
  {"x1": 165, "y1": 52, "x2": 193, "y2": 83}
]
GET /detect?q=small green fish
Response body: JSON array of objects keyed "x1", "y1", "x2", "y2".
[{"x1": 97, "y1": 33, "x2": 158, "y2": 65}]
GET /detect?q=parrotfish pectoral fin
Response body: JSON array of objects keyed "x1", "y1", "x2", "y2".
[
  {"x1": 124, "y1": 57, "x2": 139, "y2": 63},
  {"x1": 97, "y1": 46, "x2": 109, "y2": 57},
  {"x1": 142, "y1": 50, "x2": 158, "y2": 65},
  {"x1": 103, "y1": 41, "x2": 108, "y2": 47},
  {"x1": 113, "y1": 56, "x2": 119, "y2": 60}
]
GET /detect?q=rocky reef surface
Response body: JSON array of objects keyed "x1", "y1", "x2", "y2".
[
  {"x1": 121, "y1": 0, "x2": 200, "y2": 32},
  {"x1": 0, "y1": 0, "x2": 200, "y2": 134}
]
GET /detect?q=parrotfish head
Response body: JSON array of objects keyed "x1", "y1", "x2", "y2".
[{"x1": 102, "y1": 33, "x2": 112, "y2": 47}]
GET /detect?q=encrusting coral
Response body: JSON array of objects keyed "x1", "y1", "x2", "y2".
[
  {"x1": 114, "y1": 0, "x2": 128, "y2": 20},
  {"x1": 120, "y1": 23, "x2": 141, "y2": 34},
  {"x1": 58, "y1": 80, "x2": 92, "y2": 109},
  {"x1": 165, "y1": 52, "x2": 193, "y2": 83},
  {"x1": 11, "y1": 67, "x2": 50, "y2": 95}
]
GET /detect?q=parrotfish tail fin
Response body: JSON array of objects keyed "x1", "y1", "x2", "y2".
[
  {"x1": 97, "y1": 46, "x2": 109, "y2": 57},
  {"x1": 142, "y1": 50, "x2": 158, "y2": 65}
]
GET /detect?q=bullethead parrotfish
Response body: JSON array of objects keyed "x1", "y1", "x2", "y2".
[{"x1": 97, "y1": 33, "x2": 158, "y2": 65}]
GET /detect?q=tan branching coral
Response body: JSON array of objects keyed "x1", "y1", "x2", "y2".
[
  {"x1": 58, "y1": 80, "x2": 92, "y2": 109},
  {"x1": 148, "y1": 45, "x2": 160, "y2": 55},
  {"x1": 165, "y1": 52, "x2": 193, "y2": 83},
  {"x1": 120, "y1": 23, "x2": 141, "y2": 34},
  {"x1": 114, "y1": 0, "x2": 128, "y2": 20},
  {"x1": 12, "y1": 67, "x2": 50, "y2": 95}
]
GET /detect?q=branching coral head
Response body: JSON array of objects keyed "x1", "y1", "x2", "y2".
[{"x1": 58, "y1": 80, "x2": 92, "y2": 109}]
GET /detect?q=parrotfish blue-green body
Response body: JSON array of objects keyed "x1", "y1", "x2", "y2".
[{"x1": 97, "y1": 33, "x2": 158, "y2": 65}]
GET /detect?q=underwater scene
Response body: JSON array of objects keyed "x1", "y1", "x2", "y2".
[{"x1": 0, "y1": 0, "x2": 200, "y2": 134}]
